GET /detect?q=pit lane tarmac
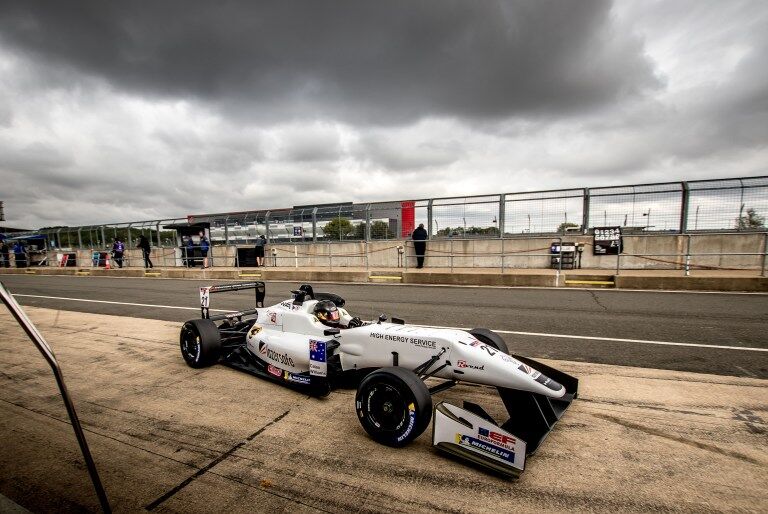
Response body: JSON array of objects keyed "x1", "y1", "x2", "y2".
[{"x1": 1, "y1": 307, "x2": 766, "y2": 513}]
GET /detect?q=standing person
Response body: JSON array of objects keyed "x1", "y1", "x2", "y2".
[
  {"x1": 13, "y1": 240, "x2": 27, "y2": 268},
  {"x1": 111, "y1": 238, "x2": 125, "y2": 268},
  {"x1": 199, "y1": 232, "x2": 210, "y2": 268},
  {"x1": 411, "y1": 223, "x2": 428, "y2": 269},
  {"x1": 186, "y1": 236, "x2": 195, "y2": 267},
  {"x1": 0, "y1": 240, "x2": 9, "y2": 268},
  {"x1": 254, "y1": 234, "x2": 266, "y2": 267},
  {"x1": 137, "y1": 235, "x2": 153, "y2": 268}
]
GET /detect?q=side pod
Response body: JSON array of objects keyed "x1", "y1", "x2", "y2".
[{"x1": 497, "y1": 355, "x2": 578, "y2": 454}]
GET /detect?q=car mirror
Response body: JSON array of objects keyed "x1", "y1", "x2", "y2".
[
  {"x1": 378, "y1": 314, "x2": 388, "y2": 324},
  {"x1": 323, "y1": 328, "x2": 340, "y2": 336}
]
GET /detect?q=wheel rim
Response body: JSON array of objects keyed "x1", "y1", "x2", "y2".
[
  {"x1": 365, "y1": 383, "x2": 408, "y2": 432},
  {"x1": 181, "y1": 326, "x2": 200, "y2": 362}
]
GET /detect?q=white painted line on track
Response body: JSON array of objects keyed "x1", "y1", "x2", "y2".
[
  {"x1": 12, "y1": 294, "x2": 228, "y2": 313},
  {"x1": 13, "y1": 293, "x2": 767, "y2": 354},
  {"x1": 415, "y1": 324, "x2": 768, "y2": 353}
]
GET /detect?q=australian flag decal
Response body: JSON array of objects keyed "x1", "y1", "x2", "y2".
[{"x1": 309, "y1": 340, "x2": 327, "y2": 377}]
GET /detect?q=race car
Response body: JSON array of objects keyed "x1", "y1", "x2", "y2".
[{"x1": 180, "y1": 282, "x2": 577, "y2": 476}]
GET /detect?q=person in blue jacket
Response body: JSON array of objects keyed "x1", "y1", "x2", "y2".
[
  {"x1": 12, "y1": 241, "x2": 27, "y2": 268},
  {"x1": 185, "y1": 236, "x2": 195, "y2": 267},
  {"x1": 111, "y1": 238, "x2": 125, "y2": 268},
  {"x1": 199, "y1": 233, "x2": 210, "y2": 268}
]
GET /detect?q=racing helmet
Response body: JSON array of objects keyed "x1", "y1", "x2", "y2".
[{"x1": 314, "y1": 300, "x2": 340, "y2": 326}]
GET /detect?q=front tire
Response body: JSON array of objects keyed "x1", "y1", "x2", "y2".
[
  {"x1": 355, "y1": 367, "x2": 432, "y2": 447},
  {"x1": 180, "y1": 319, "x2": 221, "y2": 368}
]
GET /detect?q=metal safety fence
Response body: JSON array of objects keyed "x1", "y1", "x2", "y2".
[{"x1": 3, "y1": 176, "x2": 766, "y2": 273}]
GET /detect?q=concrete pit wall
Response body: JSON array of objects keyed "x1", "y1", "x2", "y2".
[{"x1": 31, "y1": 233, "x2": 767, "y2": 271}]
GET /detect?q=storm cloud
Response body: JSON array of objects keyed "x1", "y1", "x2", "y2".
[{"x1": 0, "y1": 0, "x2": 766, "y2": 227}]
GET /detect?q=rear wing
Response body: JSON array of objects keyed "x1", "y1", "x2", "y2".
[{"x1": 200, "y1": 281, "x2": 265, "y2": 321}]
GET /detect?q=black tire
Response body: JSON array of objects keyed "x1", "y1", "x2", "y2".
[
  {"x1": 469, "y1": 328, "x2": 509, "y2": 355},
  {"x1": 180, "y1": 319, "x2": 221, "y2": 368},
  {"x1": 355, "y1": 367, "x2": 432, "y2": 447}
]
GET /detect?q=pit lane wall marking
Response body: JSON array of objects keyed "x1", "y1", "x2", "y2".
[{"x1": 11, "y1": 293, "x2": 768, "y2": 353}]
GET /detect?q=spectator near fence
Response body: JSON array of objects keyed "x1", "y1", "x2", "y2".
[
  {"x1": 137, "y1": 235, "x2": 153, "y2": 269},
  {"x1": 12, "y1": 241, "x2": 27, "y2": 268},
  {"x1": 255, "y1": 234, "x2": 266, "y2": 267},
  {"x1": 185, "y1": 236, "x2": 195, "y2": 267},
  {"x1": 111, "y1": 238, "x2": 125, "y2": 268},
  {"x1": 199, "y1": 233, "x2": 210, "y2": 268},
  {"x1": 411, "y1": 223, "x2": 428, "y2": 269},
  {"x1": 0, "y1": 240, "x2": 9, "y2": 268}
]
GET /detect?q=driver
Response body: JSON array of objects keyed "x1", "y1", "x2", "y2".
[{"x1": 313, "y1": 300, "x2": 364, "y2": 328}]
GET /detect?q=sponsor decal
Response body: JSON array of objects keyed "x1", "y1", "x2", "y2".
[
  {"x1": 480, "y1": 345, "x2": 497, "y2": 357},
  {"x1": 396, "y1": 403, "x2": 417, "y2": 442},
  {"x1": 369, "y1": 332, "x2": 437, "y2": 349},
  {"x1": 455, "y1": 433, "x2": 516, "y2": 464},
  {"x1": 283, "y1": 371, "x2": 311, "y2": 385},
  {"x1": 518, "y1": 363, "x2": 533, "y2": 375},
  {"x1": 457, "y1": 360, "x2": 485, "y2": 371},
  {"x1": 267, "y1": 364, "x2": 282, "y2": 377},
  {"x1": 279, "y1": 301, "x2": 292, "y2": 309},
  {"x1": 266, "y1": 348, "x2": 295, "y2": 367},
  {"x1": 258, "y1": 341, "x2": 267, "y2": 355},
  {"x1": 501, "y1": 354, "x2": 515, "y2": 363},
  {"x1": 309, "y1": 339, "x2": 327, "y2": 377},
  {"x1": 249, "y1": 325, "x2": 263, "y2": 338},
  {"x1": 268, "y1": 311, "x2": 277, "y2": 323},
  {"x1": 534, "y1": 372, "x2": 562, "y2": 391},
  {"x1": 292, "y1": 304, "x2": 301, "y2": 311},
  {"x1": 478, "y1": 427, "x2": 516, "y2": 450}
]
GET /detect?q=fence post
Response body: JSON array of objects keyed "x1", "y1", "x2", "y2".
[
  {"x1": 500, "y1": 238, "x2": 505, "y2": 273},
  {"x1": 77, "y1": 227, "x2": 83, "y2": 249},
  {"x1": 265, "y1": 211, "x2": 271, "y2": 244},
  {"x1": 616, "y1": 243, "x2": 621, "y2": 275},
  {"x1": 312, "y1": 207, "x2": 318, "y2": 242},
  {"x1": 328, "y1": 241, "x2": 332, "y2": 269},
  {"x1": 450, "y1": 239, "x2": 454, "y2": 272},
  {"x1": 404, "y1": 241, "x2": 409, "y2": 272},
  {"x1": 427, "y1": 199, "x2": 434, "y2": 239},
  {"x1": 498, "y1": 194, "x2": 505, "y2": 239},
  {"x1": 582, "y1": 188, "x2": 590, "y2": 234},
  {"x1": 365, "y1": 204, "x2": 371, "y2": 241},
  {"x1": 294, "y1": 245, "x2": 298, "y2": 268},
  {"x1": 762, "y1": 232, "x2": 767, "y2": 277},
  {"x1": 365, "y1": 240, "x2": 369, "y2": 271},
  {"x1": 685, "y1": 234, "x2": 692, "y2": 276},
  {"x1": 101, "y1": 226, "x2": 106, "y2": 251},
  {"x1": 680, "y1": 181, "x2": 689, "y2": 234}
]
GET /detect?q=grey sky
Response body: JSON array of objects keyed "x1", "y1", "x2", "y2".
[{"x1": 0, "y1": 0, "x2": 766, "y2": 228}]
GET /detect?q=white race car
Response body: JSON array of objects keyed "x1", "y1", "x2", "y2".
[{"x1": 180, "y1": 282, "x2": 577, "y2": 476}]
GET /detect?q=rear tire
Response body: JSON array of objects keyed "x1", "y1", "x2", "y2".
[
  {"x1": 469, "y1": 328, "x2": 509, "y2": 355},
  {"x1": 355, "y1": 367, "x2": 432, "y2": 447},
  {"x1": 180, "y1": 319, "x2": 221, "y2": 368}
]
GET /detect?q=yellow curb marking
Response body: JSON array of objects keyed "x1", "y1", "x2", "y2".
[{"x1": 564, "y1": 280, "x2": 615, "y2": 286}]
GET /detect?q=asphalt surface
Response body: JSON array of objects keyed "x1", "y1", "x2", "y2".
[{"x1": 2, "y1": 275, "x2": 767, "y2": 378}]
